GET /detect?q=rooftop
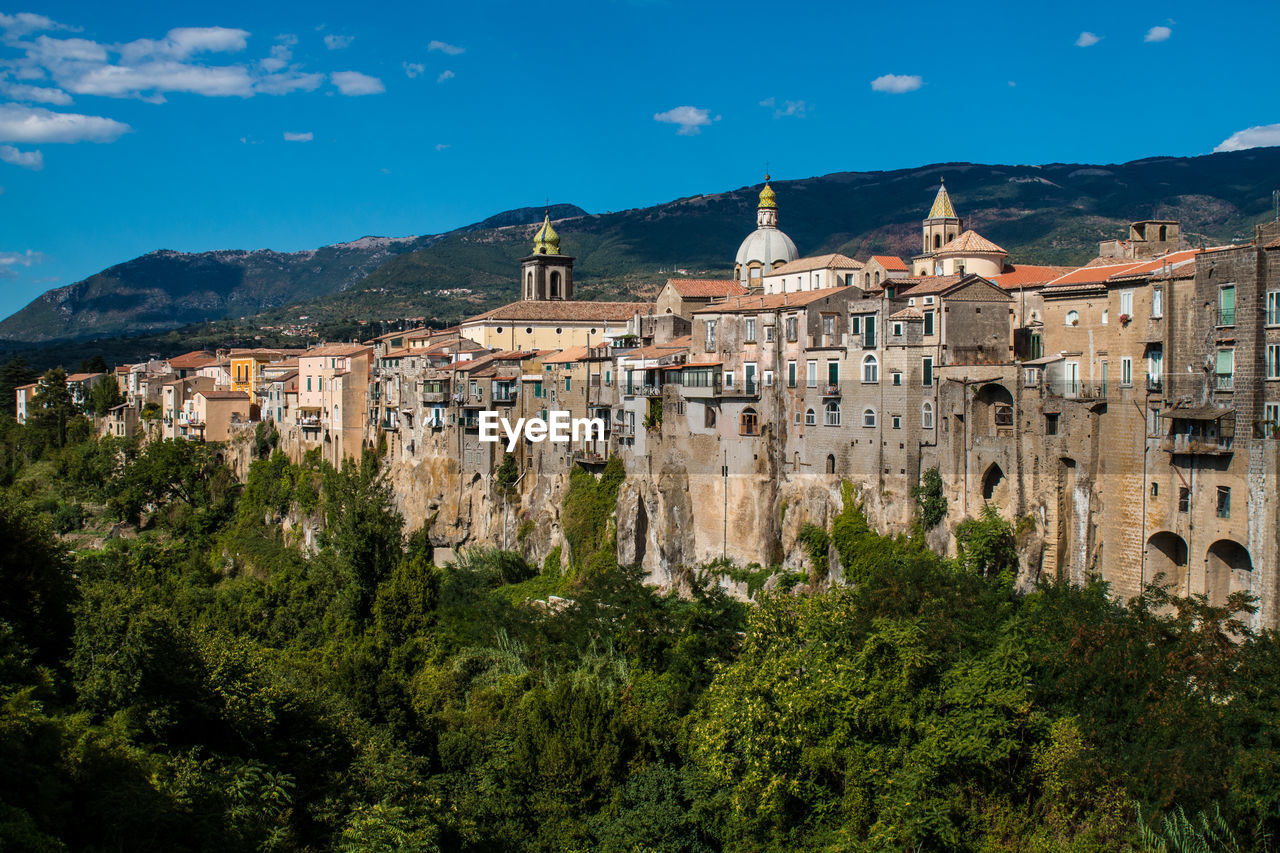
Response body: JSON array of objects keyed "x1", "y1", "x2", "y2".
[
  {"x1": 937, "y1": 230, "x2": 1006, "y2": 256},
  {"x1": 868, "y1": 255, "x2": 909, "y2": 272},
  {"x1": 768, "y1": 253, "x2": 863, "y2": 275},
  {"x1": 694, "y1": 287, "x2": 849, "y2": 315},
  {"x1": 464, "y1": 300, "x2": 652, "y2": 324},
  {"x1": 167, "y1": 350, "x2": 215, "y2": 369},
  {"x1": 667, "y1": 278, "x2": 748, "y2": 298}
]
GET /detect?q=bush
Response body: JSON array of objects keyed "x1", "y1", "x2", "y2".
[{"x1": 912, "y1": 466, "x2": 947, "y2": 529}]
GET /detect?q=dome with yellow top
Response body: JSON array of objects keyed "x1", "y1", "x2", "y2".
[
  {"x1": 533, "y1": 212, "x2": 561, "y2": 254},
  {"x1": 758, "y1": 175, "x2": 777, "y2": 209}
]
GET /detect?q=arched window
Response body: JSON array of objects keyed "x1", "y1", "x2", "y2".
[
  {"x1": 824, "y1": 400, "x2": 841, "y2": 426},
  {"x1": 874, "y1": 271, "x2": 881, "y2": 286},
  {"x1": 804, "y1": 408, "x2": 816, "y2": 426},
  {"x1": 550, "y1": 270, "x2": 562, "y2": 299},
  {"x1": 1066, "y1": 310, "x2": 1079, "y2": 326},
  {"x1": 862, "y1": 407, "x2": 876, "y2": 427},
  {"x1": 934, "y1": 233, "x2": 941, "y2": 249},
  {"x1": 740, "y1": 407, "x2": 759, "y2": 436},
  {"x1": 864, "y1": 272, "x2": 871, "y2": 287},
  {"x1": 826, "y1": 454, "x2": 836, "y2": 474},
  {"x1": 862, "y1": 353, "x2": 879, "y2": 383},
  {"x1": 526, "y1": 271, "x2": 533, "y2": 298},
  {"x1": 1158, "y1": 225, "x2": 1167, "y2": 241},
  {"x1": 922, "y1": 401, "x2": 934, "y2": 429}
]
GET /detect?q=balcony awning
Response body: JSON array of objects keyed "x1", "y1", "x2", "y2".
[
  {"x1": 1158, "y1": 406, "x2": 1234, "y2": 421},
  {"x1": 1021, "y1": 354, "x2": 1064, "y2": 366}
]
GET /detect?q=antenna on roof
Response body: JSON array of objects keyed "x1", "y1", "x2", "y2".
[{"x1": 1273, "y1": 189, "x2": 1279, "y2": 222}]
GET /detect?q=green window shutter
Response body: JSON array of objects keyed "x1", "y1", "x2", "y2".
[{"x1": 1216, "y1": 350, "x2": 1233, "y2": 374}]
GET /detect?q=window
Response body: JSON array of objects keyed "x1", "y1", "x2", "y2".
[
  {"x1": 821, "y1": 314, "x2": 835, "y2": 339},
  {"x1": 862, "y1": 354, "x2": 879, "y2": 383},
  {"x1": 795, "y1": 409, "x2": 802, "y2": 425},
  {"x1": 763, "y1": 370, "x2": 773, "y2": 387},
  {"x1": 723, "y1": 371, "x2": 734, "y2": 389},
  {"x1": 1066, "y1": 310, "x2": 1079, "y2": 326},
  {"x1": 923, "y1": 310, "x2": 935, "y2": 336},
  {"x1": 1121, "y1": 357, "x2": 1133, "y2": 387},
  {"x1": 1216, "y1": 486, "x2": 1231, "y2": 519},
  {"x1": 862, "y1": 407, "x2": 876, "y2": 428},
  {"x1": 1219, "y1": 285, "x2": 1236, "y2": 326},
  {"x1": 850, "y1": 315, "x2": 861, "y2": 335},
  {"x1": 765, "y1": 325, "x2": 774, "y2": 342},
  {"x1": 1045, "y1": 413, "x2": 1059, "y2": 435},
  {"x1": 307, "y1": 377, "x2": 312, "y2": 391},
  {"x1": 785, "y1": 317, "x2": 798, "y2": 341},
  {"x1": 1267, "y1": 344, "x2": 1280, "y2": 380},
  {"x1": 922, "y1": 357, "x2": 934, "y2": 386},
  {"x1": 1030, "y1": 332, "x2": 1043, "y2": 359},
  {"x1": 1151, "y1": 482, "x2": 1159, "y2": 497},
  {"x1": 804, "y1": 408, "x2": 816, "y2": 426},
  {"x1": 1101, "y1": 309, "x2": 1108, "y2": 325},
  {"x1": 745, "y1": 318, "x2": 757, "y2": 342},
  {"x1": 864, "y1": 316, "x2": 876, "y2": 348},
  {"x1": 705, "y1": 320, "x2": 717, "y2": 350},
  {"x1": 787, "y1": 361, "x2": 797, "y2": 388},
  {"x1": 1268, "y1": 291, "x2": 1280, "y2": 326},
  {"x1": 922, "y1": 402, "x2": 934, "y2": 429},
  {"x1": 1178, "y1": 487, "x2": 1190, "y2": 513},
  {"x1": 806, "y1": 361, "x2": 817, "y2": 387},
  {"x1": 824, "y1": 401, "x2": 841, "y2": 426},
  {"x1": 891, "y1": 414, "x2": 901, "y2": 429},
  {"x1": 892, "y1": 321, "x2": 904, "y2": 336},
  {"x1": 1152, "y1": 287, "x2": 1164, "y2": 318},
  {"x1": 564, "y1": 376, "x2": 571, "y2": 391},
  {"x1": 1216, "y1": 349, "x2": 1234, "y2": 391},
  {"x1": 1120, "y1": 289, "x2": 1133, "y2": 317},
  {"x1": 1148, "y1": 346, "x2": 1164, "y2": 389},
  {"x1": 704, "y1": 406, "x2": 717, "y2": 428},
  {"x1": 1264, "y1": 403, "x2": 1280, "y2": 434},
  {"x1": 827, "y1": 361, "x2": 839, "y2": 386}
]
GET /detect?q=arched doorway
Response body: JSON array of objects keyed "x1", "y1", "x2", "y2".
[
  {"x1": 973, "y1": 383, "x2": 1015, "y2": 437},
  {"x1": 981, "y1": 462, "x2": 1005, "y2": 502},
  {"x1": 826, "y1": 454, "x2": 836, "y2": 474},
  {"x1": 550, "y1": 270, "x2": 562, "y2": 299},
  {"x1": 1206, "y1": 540, "x2": 1252, "y2": 607},
  {"x1": 1146, "y1": 531, "x2": 1188, "y2": 595}
]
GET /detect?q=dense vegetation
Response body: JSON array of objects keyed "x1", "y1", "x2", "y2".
[{"x1": 2, "y1": 412, "x2": 1279, "y2": 851}]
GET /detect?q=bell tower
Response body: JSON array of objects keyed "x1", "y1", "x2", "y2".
[
  {"x1": 521, "y1": 211, "x2": 575, "y2": 301},
  {"x1": 922, "y1": 179, "x2": 963, "y2": 256}
]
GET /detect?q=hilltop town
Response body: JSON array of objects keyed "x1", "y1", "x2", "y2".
[{"x1": 17, "y1": 180, "x2": 1280, "y2": 628}]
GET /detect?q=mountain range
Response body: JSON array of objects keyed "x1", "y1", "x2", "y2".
[{"x1": 3, "y1": 147, "x2": 1279, "y2": 346}]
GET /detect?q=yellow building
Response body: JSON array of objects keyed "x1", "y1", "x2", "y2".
[{"x1": 228, "y1": 348, "x2": 301, "y2": 405}]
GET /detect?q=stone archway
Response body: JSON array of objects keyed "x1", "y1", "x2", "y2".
[
  {"x1": 1206, "y1": 539, "x2": 1252, "y2": 607},
  {"x1": 981, "y1": 462, "x2": 1006, "y2": 502},
  {"x1": 1146, "y1": 531, "x2": 1189, "y2": 595},
  {"x1": 973, "y1": 383, "x2": 1015, "y2": 437}
]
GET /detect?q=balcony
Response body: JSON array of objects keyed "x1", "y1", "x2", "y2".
[
  {"x1": 614, "y1": 423, "x2": 635, "y2": 439},
  {"x1": 298, "y1": 415, "x2": 321, "y2": 429},
  {"x1": 1215, "y1": 308, "x2": 1236, "y2": 328},
  {"x1": 459, "y1": 414, "x2": 481, "y2": 429},
  {"x1": 1147, "y1": 377, "x2": 1163, "y2": 393},
  {"x1": 1159, "y1": 434, "x2": 1234, "y2": 456},
  {"x1": 421, "y1": 391, "x2": 447, "y2": 404},
  {"x1": 822, "y1": 383, "x2": 840, "y2": 397},
  {"x1": 573, "y1": 450, "x2": 609, "y2": 466},
  {"x1": 1216, "y1": 373, "x2": 1234, "y2": 391},
  {"x1": 492, "y1": 390, "x2": 518, "y2": 404},
  {"x1": 1046, "y1": 381, "x2": 1107, "y2": 400}
]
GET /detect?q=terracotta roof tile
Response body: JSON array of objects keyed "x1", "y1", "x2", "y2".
[
  {"x1": 768, "y1": 253, "x2": 863, "y2": 275},
  {"x1": 990, "y1": 265, "x2": 1075, "y2": 290},
  {"x1": 693, "y1": 287, "x2": 849, "y2": 315},
  {"x1": 890, "y1": 307, "x2": 924, "y2": 319},
  {"x1": 167, "y1": 350, "x2": 215, "y2": 369},
  {"x1": 542, "y1": 346, "x2": 593, "y2": 364},
  {"x1": 65, "y1": 372, "x2": 103, "y2": 382},
  {"x1": 667, "y1": 279, "x2": 748, "y2": 298},
  {"x1": 303, "y1": 343, "x2": 373, "y2": 357},
  {"x1": 869, "y1": 255, "x2": 909, "y2": 271},
  {"x1": 465, "y1": 300, "x2": 651, "y2": 323},
  {"x1": 937, "y1": 230, "x2": 1006, "y2": 255},
  {"x1": 198, "y1": 390, "x2": 250, "y2": 400}
]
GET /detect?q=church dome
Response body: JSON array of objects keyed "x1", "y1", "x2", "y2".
[
  {"x1": 735, "y1": 227, "x2": 798, "y2": 268},
  {"x1": 734, "y1": 175, "x2": 797, "y2": 276},
  {"x1": 532, "y1": 213, "x2": 561, "y2": 254}
]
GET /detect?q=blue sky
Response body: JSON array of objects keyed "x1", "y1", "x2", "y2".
[{"x1": 2, "y1": 0, "x2": 1279, "y2": 320}]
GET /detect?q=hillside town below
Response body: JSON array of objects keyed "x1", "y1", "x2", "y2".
[{"x1": 17, "y1": 180, "x2": 1280, "y2": 628}]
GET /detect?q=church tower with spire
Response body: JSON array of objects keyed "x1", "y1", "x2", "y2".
[
  {"x1": 521, "y1": 211, "x2": 574, "y2": 301},
  {"x1": 914, "y1": 180, "x2": 963, "y2": 275},
  {"x1": 734, "y1": 175, "x2": 798, "y2": 283}
]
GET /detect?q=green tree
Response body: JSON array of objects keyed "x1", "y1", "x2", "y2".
[
  {"x1": 955, "y1": 504, "x2": 1019, "y2": 579},
  {"x1": 86, "y1": 374, "x2": 123, "y2": 416},
  {"x1": 0, "y1": 491, "x2": 77, "y2": 665},
  {"x1": 0, "y1": 356, "x2": 37, "y2": 418},
  {"x1": 26, "y1": 368, "x2": 78, "y2": 450},
  {"x1": 912, "y1": 466, "x2": 947, "y2": 529}
]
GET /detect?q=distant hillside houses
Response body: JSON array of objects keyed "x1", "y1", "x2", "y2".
[{"x1": 21, "y1": 181, "x2": 1280, "y2": 632}]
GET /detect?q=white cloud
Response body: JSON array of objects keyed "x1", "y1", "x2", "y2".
[
  {"x1": 331, "y1": 70, "x2": 383, "y2": 95},
  {"x1": 1213, "y1": 123, "x2": 1280, "y2": 153},
  {"x1": 428, "y1": 40, "x2": 464, "y2": 55},
  {"x1": 118, "y1": 27, "x2": 249, "y2": 63},
  {"x1": 0, "y1": 103, "x2": 130, "y2": 143},
  {"x1": 0, "y1": 144, "x2": 43, "y2": 169},
  {"x1": 0, "y1": 82, "x2": 72, "y2": 104},
  {"x1": 0, "y1": 250, "x2": 45, "y2": 279},
  {"x1": 435, "y1": 143, "x2": 449, "y2": 151},
  {"x1": 403, "y1": 61, "x2": 424, "y2": 78},
  {"x1": 1076, "y1": 31, "x2": 1100, "y2": 47},
  {"x1": 760, "y1": 97, "x2": 808, "y2": 118},
  {"x1": 437, "y1": 69, "x2": 454, "y2": 83},
  {"x1": 324, "y1": 34, "x2": 353, "y2": 50},
  {"x1": 870, "y1": 73, "x2": 922, "y2": 94},
  {"x1": 1145, "y1": 25, "x2": 1172, "y2": 42},
  {"x1": 654, "y1": 105, "x2": 713, "y2": 136},
  {"x1": 283, "y1": 131, "x2": 312, "y2": 142},
  {"x1": 0, "y1": 12, "x2": 73, "y2": 36},
  {"x1": 6, "y1": 20, "x2": 375, "y2": 102}
]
